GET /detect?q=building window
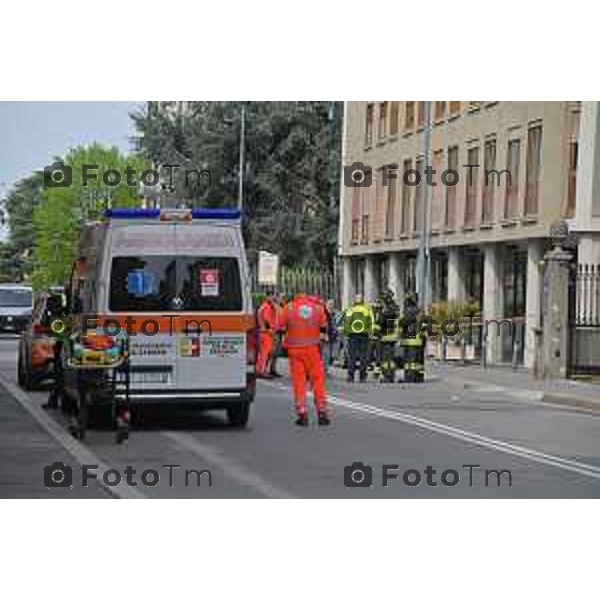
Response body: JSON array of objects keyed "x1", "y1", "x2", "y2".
[
  {"x1": 464, "y1": 147, "x2": 479, "y2": 227},
  {"x1": 414, "y1": 158, "x2": 424, "y2": 231},
  {"x1": 465, "y1": 251, "x2": 484, "y2": 307},
  {"x1": 390, "y1": 101, "x2": 399, "y2": 136},
  {"x1": 431, "y1": 150, "x2": 444, "y2": 230},
  {"x1": 365, "y1": 103, "x2": 374, "y2": 146},
  {"x1": 525, "y1": 124, "x2": 542, "y2": 216},
  {"x1": 482, "y1": 138, "x2": 496, "y2": 223},
  {"x1": 449, "y1": 101, "x2": 461, "y2": 115},
  {"x1": 404, "y1": 257, "x2": 416, "y2": 294},
  {"x1": 503, "y1": 251, "x2": 527, "y2": 317},
  {"x1": 435, "y1": 101, "x2": 446, "y2": 121},
  {"x1": 445, "y1": 146, "x2": 458, "y2": 229},
  {"x1": 404, "y1": 102, "x2": 415, "y2": 132},
  {"x1": 567, "y1": 141, "x2": 578, "y2": 217},
  {"x1": 504, "y1": 139, "x2": 520, "y2": 219},
  {"x1": 431, "y1": 254, "x2": 448, "y2": 302},
  {"x1": 378, "y1": 102, "x2": 388, "y2": 140},
  {"x1": 361, "y1": 215, "x2": 370, "y2": 244},
  {"x1": 385, "y1": 165, "x2": 397, "y2": 238},
  {"x1": 351, "y1": 219, "x2": 360, "y2": 244},
  {"x1": 401, "y1": 158, "x2": 412, "y2": 233},
  {"x1": 351, "y1": 186, "x2": 361, "y2": 244},
  {"x1": 417, "y1": 102, "x2": 426, "y2": 128}
]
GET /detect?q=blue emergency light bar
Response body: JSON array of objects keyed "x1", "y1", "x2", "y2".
[{"x1": 105, "y1": 208, "x2": 241, "y2": 220}]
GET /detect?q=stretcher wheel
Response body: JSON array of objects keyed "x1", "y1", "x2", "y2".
[{"x1": 116, "y1": 424, "x2": 129, "y2": 444}]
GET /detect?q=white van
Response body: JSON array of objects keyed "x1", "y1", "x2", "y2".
[
  {"x1": 63, "y1": 208, "x2": 257, "y2": 427},
  {"x1": 0, "y1": 283, "x2": 33, "y2": 332}
]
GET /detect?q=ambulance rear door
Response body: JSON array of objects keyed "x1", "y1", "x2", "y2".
[{"x1": 172, "y1": 222, "x2": 247, "y2": 391}]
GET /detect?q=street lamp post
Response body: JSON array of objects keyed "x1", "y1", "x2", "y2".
[
  {"x1": 237, "y1": 105, "x2": 246, "y2": 211},
  {"x1": 416, "y1": 101, "x2": 432, "y2": 309}
]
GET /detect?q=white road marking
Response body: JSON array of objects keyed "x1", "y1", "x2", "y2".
[
  {"x1": 265, "y1": 381, "x2": 600, "y2": 482},
  {"x1": 0, "y1": 372, "x2": 146, "y2": 499},
  {"x1": 163, "y1": 431, "x2": 296, "y2": 499}
]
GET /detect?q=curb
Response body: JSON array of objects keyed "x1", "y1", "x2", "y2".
[
  {"x1": 0, "y1": 372, "x2": 145, "y2": 499},
  {"x1": 444, "y1": 375, "x2": 600, "y2": 411},
  {"x1": 541, "y1": 392, "x2": 600, "y2": 413}
]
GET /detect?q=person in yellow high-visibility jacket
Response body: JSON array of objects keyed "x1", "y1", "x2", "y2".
[{"x1": 343, "y1": 294, "x2": 374, "y2": 383}]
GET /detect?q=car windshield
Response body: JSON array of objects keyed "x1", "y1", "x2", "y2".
[
  {"x1": 109, "y1": 256, "x2": 242, "y2": 312},
  {"x1": 0, "y1": 288, "x2": 33, "y2": 307}
]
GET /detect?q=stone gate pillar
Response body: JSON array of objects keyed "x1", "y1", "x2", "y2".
[{"x1": 541, "y1": 246, "x2": 573, "y2": 379}]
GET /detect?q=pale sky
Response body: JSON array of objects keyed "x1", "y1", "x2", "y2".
[{"x1": 0, "y1": 101, "x2": 142, "y2": 239}]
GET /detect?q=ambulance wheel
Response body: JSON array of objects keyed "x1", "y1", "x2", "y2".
[{"x1": 227, "y1": 401, "x2": 250, "y2": 428}]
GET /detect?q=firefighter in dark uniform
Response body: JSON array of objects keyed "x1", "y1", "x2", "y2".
[
  {"x1": 401, "y1": 292, "x2": 426, "y2": 383},
  {"x1": 369, "y1": 299, "x2": 383, "y2": 378},
  {"x1": 42, "y1": 293, "x2": 68, "y2": 410},
  {"x1": 377, "y1": 289, "x2": 400, "y2": 382}
]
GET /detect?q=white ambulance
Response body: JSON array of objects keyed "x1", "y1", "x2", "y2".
[{"x1": 62, "y1": 207, "x2": 257, "y2": 427}]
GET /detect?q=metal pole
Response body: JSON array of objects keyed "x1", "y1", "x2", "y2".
[
  {"x1": 237, "y1": 105, "x2": 246, "y2": 211},
  {"x1": 416, "y1": 101, "x2": 432, "y2": 309}
]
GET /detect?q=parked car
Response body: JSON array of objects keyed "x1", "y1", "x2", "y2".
[
  {"x1": 0, "y1": 283, "x2": 33, "y2": 332},
  {"x1": 17, "y1": 290, "x2": 65, "y2": 389}
]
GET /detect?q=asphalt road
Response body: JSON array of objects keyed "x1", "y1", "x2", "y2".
[{"x1": 1, "y1": 335, "x2": 600, "y2": 498}]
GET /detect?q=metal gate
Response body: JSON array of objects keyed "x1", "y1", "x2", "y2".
[
  {"x1": 568, "y1": 262, "x2": 600, "y2": 376},
  {"x1": 250, "y1": 265, "x2": 338, "y2": 302}
]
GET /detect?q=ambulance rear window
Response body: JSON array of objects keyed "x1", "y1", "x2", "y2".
[{"x1": 109, "y1": 256, "x2": 242, "y2": 312}]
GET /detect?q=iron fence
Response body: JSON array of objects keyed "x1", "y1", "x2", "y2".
[
  {"x1": 250, "y1": 265, "x2": 338, "y2": 302},
  {"x1": 568, "y1": 262, "x2": 600, "y2": 376}
]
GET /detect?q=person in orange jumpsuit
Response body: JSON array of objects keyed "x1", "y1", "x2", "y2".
[
  {"x1": 269, "y1": 292, "x2": 285, "y2": 378},
  {"x1": 281, "y1": 293, "x2": 331, "y2": 426},
  {"x1": 257, "y1": 293, "x2": 276, "y2": 378}
]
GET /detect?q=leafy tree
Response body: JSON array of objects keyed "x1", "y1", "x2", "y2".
[
  {"x1": 32, "y1": 144, "x2": 148, "y2": 289},
  {"x1": 132, "y1": 101, "x2": 342, "y2": 268},
  {"x1": 0, "y1": 172, "x2": 44, "y2": 281}
]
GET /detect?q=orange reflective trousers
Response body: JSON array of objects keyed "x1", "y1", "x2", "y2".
[
  {"x1": 257, "y1": 332, "x2": 274, "y2": 375},
  {"x1": 287, "y1": 345, "x2": 326, "y2": 414}
]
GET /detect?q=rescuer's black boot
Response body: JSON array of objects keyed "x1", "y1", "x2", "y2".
[
  {"x1": 317, "y1": 411, "x2": 331, "y2": 426},
  {"x1": 295, "y1": 412, "x2": 309, "y2": 427}
]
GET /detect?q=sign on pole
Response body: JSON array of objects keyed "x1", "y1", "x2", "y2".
[{"x1": 258, "y1": 251, "x2": 279, "y2": 286}]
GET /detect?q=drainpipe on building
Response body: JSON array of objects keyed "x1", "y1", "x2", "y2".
[{"x1": 416, "y1": 101, "x2": 432, "y2": 311}]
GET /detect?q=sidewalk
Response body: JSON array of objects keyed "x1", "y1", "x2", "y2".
[
  {"x1": 0, "y1": 381, "x2": 108, "y2": 498},
  {"x1": 324, "y1": 359, "x2": 600, "y2": 412},
  {"x1": 430, "y1": 361, "x2": 600, "y2": 412}
]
